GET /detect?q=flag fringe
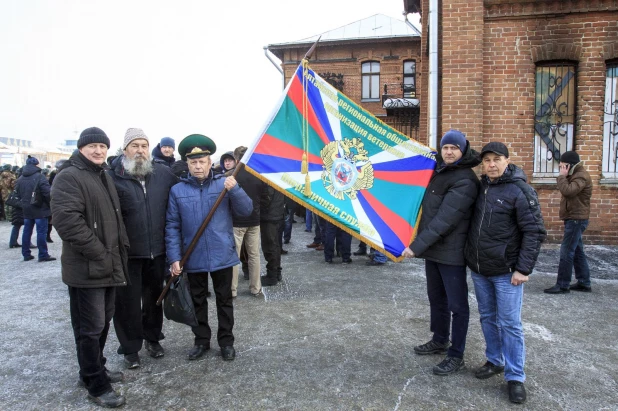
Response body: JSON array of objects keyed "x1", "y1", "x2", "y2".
[{"x1": 243, "y1": 165, "x2": 407, "y2": 263}]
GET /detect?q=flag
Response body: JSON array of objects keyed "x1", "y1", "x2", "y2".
[{"x1": 242, "y1": 61, "x2": 436, "y2": 261}]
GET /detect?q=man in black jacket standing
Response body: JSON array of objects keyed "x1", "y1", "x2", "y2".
[
  {"x1": 52, "y1": 127, "x2": 129, "y2": 408},
  {"x1": 15, "y1": 155, "x2": 55, "y2": 262},
  {"x1": 464, "y1": 142, "x2": 546, "y2": 404},
  {"x1": 109, "y1": 128, "x2": 178, "y2": 368},
  {"x1": 403, "y1": 130, "x2": 480, "y2": 375}
]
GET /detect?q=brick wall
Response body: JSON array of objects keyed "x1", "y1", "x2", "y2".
[{"x1": 426, "y1": 0, "x2": 618, "y2": 244}]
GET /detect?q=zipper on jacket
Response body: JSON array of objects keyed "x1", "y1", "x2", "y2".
[{"x1": 476, "y1": 186, "x2": 489, "y2": 273}]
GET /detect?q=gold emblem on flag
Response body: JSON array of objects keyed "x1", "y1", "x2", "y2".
[{"x1": 320, "y1": 138, "x2": 374, "y2": 200}]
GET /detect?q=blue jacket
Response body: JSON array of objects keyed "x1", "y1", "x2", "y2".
[
  {"x1": 165, "y1": 172, "x2": 253, "y2": 273},
  {"x1": 15, "y1": 164, "x2": 51, "y2": 219}
]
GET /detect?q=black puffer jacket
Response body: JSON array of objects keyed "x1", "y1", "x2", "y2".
[
  {"x1": 410, "y1": 144, "x2": 481, "y2": 266},
  {"x1": 260, "y1": 185, "x2": 285, "y2": 222},
  {"x1": 51, "y1": 152, "x2": 129, "y2": 288},
  {"x1": 15, "y1": 164, "x2": 51, "y2": 219},
  {"x1": 233, "y1": 167, "x2": 265, "y2": 227},
  {"x1": 465, "y1": 164, "x2": 546, "y2": 276},
  {"x1": 109, "y1": 157, "x2": 179, "y2": 259}
]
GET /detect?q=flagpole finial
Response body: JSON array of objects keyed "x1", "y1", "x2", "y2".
[{"x1": 303, "y1": 36, "x2": 321, "y2": 60}]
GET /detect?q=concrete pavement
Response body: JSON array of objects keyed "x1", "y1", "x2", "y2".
[{"x1": 0, "y1": 220, "x2": 617, "y2": 410}]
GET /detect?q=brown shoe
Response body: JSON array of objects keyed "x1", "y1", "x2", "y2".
[
  {"x1": 306, "y1": 242, "x2": 320, "y2": 248},
  {"x1": 315, "y1": 245, "x2": 324, "y2": 251}
]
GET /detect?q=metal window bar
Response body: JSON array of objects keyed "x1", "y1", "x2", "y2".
[
  {"x1": 534, "y1": 63, "x2": 576, "y2": 174},
  {"x1": 603, "y1": 64, "x2": 618, "y2": 175}
]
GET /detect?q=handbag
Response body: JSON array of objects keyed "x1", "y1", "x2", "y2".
[
  {"x1": 5, "y1": 189, "x2": 21, "y2": 208},
  {"x1": 30, "y1": 175, "x2": 43, "y2": 206},
  {"x1": 163, "y1": 273, "x2": 199, "y2": 327}
]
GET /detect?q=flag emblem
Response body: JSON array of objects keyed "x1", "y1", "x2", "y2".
[{"x1": 321, "y1": 138, "x2": 374, "y2": 200}]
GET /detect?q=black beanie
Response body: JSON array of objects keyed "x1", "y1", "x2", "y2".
[
  {"x1": 560, "y1": 151, "x2": 580, "y2": 165},
  {"x1": 78, "y1": 127, "x2": 111, "y2": 149}
]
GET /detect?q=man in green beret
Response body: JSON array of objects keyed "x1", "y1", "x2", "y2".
[{"x1": 165, "y1": 134, "x2": 253, "y2": 361}]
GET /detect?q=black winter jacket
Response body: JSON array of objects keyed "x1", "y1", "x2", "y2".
[
  {"x1": 410, "y1": 145, "x2": 481, "y2": 266},
  {"x1": 151, "y1": 143, "x2": 175, "y2": 167},
  {"x1": 260, "y1": 185, "x2": 285, "y2": 222},
  {"x1": 109, "y1": 157, "x2": 179, "y2": 259},
  {"x1": 15, "y1": 164, "x2": 51, "y2": 219},
  {"x1": 465, "y1": 164, "x2": 546, "y2": 276},
  {"x1": 51, "y1": 153, "x2": 129, "y2": 288},
  {"x1": 232, "y1": 167, "x2": 265, "y2": 227}
]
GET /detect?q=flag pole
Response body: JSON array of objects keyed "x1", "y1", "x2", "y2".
[{"x1": 300, "y1": 36, "x2": 321, "y2": 197}]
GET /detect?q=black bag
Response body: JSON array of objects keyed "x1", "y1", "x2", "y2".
[
  {"x1": 30, "y1": 175, "x2": 43, "y2": 207},
  {"x1": 5, "y1": 189, "x2": 21, "y2": 208},
  {"x1": 163, "y1": 273, "x2": 198, "y2": 327}
]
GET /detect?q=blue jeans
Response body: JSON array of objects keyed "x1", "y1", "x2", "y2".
[
  {"x1": 557, "y1": 219, "x2": 590, "y2": 288},
  {"x1": 22, "y1": 218, "x2": 49, "y2": 259},
  {"x1": 283, "y1": 202, "x2": 297, "y2": 243},
  {"x1": 305, "y1": 210, "x2": 313, "y2": 231},
  {"x1": 373, "y1": 250, "x2": 387, "y2": 263},
  {"x1": 324, "y1": 222, "x2": 351, "y2": 261},
  {"x1": 472, "y1": 272, "x2": 525, "y2": 383},
  {"x1": 426, "y1": 261, "x2": 469, "y2": 358}
]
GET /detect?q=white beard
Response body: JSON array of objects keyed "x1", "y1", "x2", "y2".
[{"x1": 122, "y1": 155, "x2": 153, "y2": 177}]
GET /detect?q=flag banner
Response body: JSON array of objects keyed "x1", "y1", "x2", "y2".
[{"x1": 243, "y1": 62, "x2": 436, "y2": 261}]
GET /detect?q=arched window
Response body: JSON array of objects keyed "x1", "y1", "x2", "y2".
[{"x1": 361, "y1": 61, "x2": 380, "y2": 101}]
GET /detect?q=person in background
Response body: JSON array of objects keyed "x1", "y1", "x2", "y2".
[{"x1": 152, "y1": 137, "x2": 176, "y2": 167}]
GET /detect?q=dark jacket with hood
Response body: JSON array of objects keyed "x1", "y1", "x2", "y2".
[
  {"x1": 51, "y1": 152, "x2": 129, "y2": 288},
  {"x1": 108, "y1": 156, "x2": 179, "y2": 259},
  {"x1": 232, "y1": 167, "x2": 265, "y2": 227},
  {"x1": 557, "y1": 162, "x2": 592, "y2": 220},
  {"x1": 152, "y1": 143, "x2": 176, "y2": 167},
  {"x1": 15, "y1": 164, "x2": 51, "y2": 219},
  {"x1": 410, "y1": 143, "x2": 481, "y2": 266},
  {"x1": 166, "y1": 170, "x2": 253, "y2": 273},
  {"x1": 260, "y1": 185, "x2": 285, "y2": 222},
  {"x1": 465, "y1": 164, "x2": 546, "y2": 277}
]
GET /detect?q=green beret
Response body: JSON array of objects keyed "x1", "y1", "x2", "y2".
[{"x1": 178, "y1": 134, "x2": 217, "y2": 161}]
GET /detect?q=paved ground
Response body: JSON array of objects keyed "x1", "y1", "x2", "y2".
[{"x1": 0, "y1": 220, "x2": 617, "y2": 410}]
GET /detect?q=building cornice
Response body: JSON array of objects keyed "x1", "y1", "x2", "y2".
[{"x1": 484, "y1": 0, "x2": 618, "y2": 19}]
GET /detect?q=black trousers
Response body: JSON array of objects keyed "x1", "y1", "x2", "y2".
[
  {"x1": 113, "y1": 256, "x2": 165, "y2": 354},
  {"x1": 261, "y1": 220, "x2": 282, "y2": 276},
  {"x1": 425, "y1": 260, "x2": 470, "y2": 359},
  {"x1": 69, "y1": 286, "x2": 115, "y2": 397},
  {"x1": 187, "y1": 267, "x2": 234, "y2": 347}
]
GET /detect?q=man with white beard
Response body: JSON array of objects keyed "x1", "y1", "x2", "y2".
[{"x1": 108, "y1": 128, "x2": 178, "y2": 369}]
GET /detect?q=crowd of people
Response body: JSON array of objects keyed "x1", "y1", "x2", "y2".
[{"x1": 0, "y1": 126, "x2": 594, "y2": 407}]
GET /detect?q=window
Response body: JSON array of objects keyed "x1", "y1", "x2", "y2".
[
  {"x1": 533, "y1": 62, "x2": 576, "y2": 178},
  {"x1": 403, "y1": 60, "x2": 416, "y2": 98},
  {"x1": 602, "y1": 62, "x2": 618, "y2": 180},
  {"x1": 361, "y1": 61, "x2": 380, "y2": 101}
]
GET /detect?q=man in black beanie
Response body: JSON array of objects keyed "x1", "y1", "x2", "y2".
[
  {"x1": 51, "y1": 126, "x2": 129, "y2": 408},
  {"x1": 544, "y1": 150, "x2": 593, "y2": 294}
]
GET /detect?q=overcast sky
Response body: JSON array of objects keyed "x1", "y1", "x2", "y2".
[{"x1": 0, "y1": 0, "x2": 419, "y2": 154}]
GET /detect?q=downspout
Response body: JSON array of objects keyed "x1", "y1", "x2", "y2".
[
  {"x1": 263, "y1": 46, "x2": 285, "y2": 89},
  {"x1": 428, "y1": 0, "x2": 439, "y2": 149}
]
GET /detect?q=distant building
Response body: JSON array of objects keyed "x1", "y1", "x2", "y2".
[{"x1": 0, "y1": 136, "x2": 71, "y2": 167}]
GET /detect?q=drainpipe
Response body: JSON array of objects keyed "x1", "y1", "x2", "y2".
[
  {"x1": 428, "y1": 0, "x2": 439, "y2": 149},
  {"x1": 264, "y1": 46, "x2": 285, "y2": 89}
]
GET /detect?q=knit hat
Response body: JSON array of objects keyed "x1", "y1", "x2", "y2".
[
  {"x1": 26, "y1": 155, "x2": 39, "y2": 166},
  {"x1": 481, "y1": 142, "x2": 509, "y2": 158},
  {"x1": 160, "y1": 137, "x2": 175, "y2": 149},
  {"x1": 123, "y1": 128, "x2": 149, "y2": 149},
  {"x1": 77, "y1": 127, "x2": 111, "y2": 149},
  {"x1": 440, "y1": 130, "x2": 467, "y2": 152},
  {"x1": 560, "y1": 151, "x2": 580, "y2": 165}
]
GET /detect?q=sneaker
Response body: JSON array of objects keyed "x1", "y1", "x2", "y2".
[
  {"x1": 475, "y1": 361, "x2": 504, "y2": 379},
  {"x1": 145, "y1": 341, "x2": 165, "y2": 358},
  {"x1": 88, "y1": 389, "x2": 126, "y2": 408},
  {"x1": 123, "y1": 353, "x2": 140, "y2": 369},
  {"x1": 508, "y1": 381, "x2": 527, "y2": 404},
  {"x1": 544, "y1": 284, "x2": 570, "y2": 294},
  {"x1": 569, "y1": 282, "x2": 591, "y2": 292},
  {"x1": 433, "y1": 356, "x2": 465, "y2": 375},
  {"x1": 413, "y1": 340, "x2": 450, "y2": 355}
]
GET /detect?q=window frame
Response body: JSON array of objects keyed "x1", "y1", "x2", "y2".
[
  {"x1": 361, "y1": 61, "x2": 381, "y2": 102},
  {"x1": 403, "y1": 60, "x2": 416, "y2": 98},
  {"x1": 602, "y1": 60, "x2": 618, "y2": 183}
]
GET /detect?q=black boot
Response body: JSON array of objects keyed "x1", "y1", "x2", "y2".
[{"x1": 261, "y1": 271, "x2": 278, "y2": 286}]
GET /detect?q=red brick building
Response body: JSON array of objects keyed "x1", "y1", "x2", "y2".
[
  {"x1": 413, "y1": 0, "x2": 618, "y2": 243},
  {"x1": 266, "y1": 14, "x2": 423, "y2": 140}
]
